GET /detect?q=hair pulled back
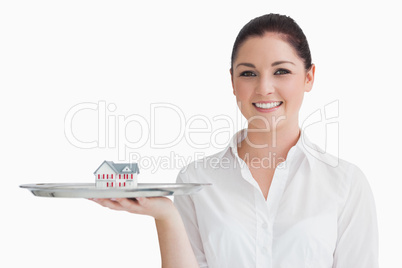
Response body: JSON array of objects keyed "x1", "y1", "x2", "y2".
[{"x1": 231, "y1": 14, "x2": 312, "y2": 71}]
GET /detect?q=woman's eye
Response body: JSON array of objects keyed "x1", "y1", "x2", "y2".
[
  {"x1": 274, "y1": 69, "x2": 290, "y2": 75},
  {"x1": 240, "y1": 71, "x2": 256, "y2": 77}
]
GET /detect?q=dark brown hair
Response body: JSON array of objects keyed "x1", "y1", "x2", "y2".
[{"x1": 230, "y1": 14, "x2": 312, "y2": 71}]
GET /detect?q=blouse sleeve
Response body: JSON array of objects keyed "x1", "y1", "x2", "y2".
[
  {"x1": 333, "y1": 165, "x2": 379, "y2": 267},
  {"x1": 174, "y1": 169, "x2": 208, "y2": 268}
]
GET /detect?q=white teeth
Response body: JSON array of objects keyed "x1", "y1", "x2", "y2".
[{"x1": 255, "y1": 102, "x2": 281, "y2": 109}]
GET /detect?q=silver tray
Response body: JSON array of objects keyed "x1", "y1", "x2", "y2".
[{"x1": 20, "y1": 183, "x2": 210, "y2": 198}]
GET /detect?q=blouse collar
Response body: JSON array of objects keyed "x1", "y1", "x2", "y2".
[{"x1": 220, "y1": 128, "x2": 303, "y2": 164}]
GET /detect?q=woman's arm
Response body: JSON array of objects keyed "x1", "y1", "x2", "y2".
[
  {"x1": 332, "y1": 166, "x2": 379, "y2": 267},
  {"x1": 91, "y1": 197, "x2": 199, "y2": 268},
  {"x1": 155, "y1": 207, "x2": 199, "y2": 268}
]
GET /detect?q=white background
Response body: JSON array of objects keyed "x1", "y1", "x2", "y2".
[{"x1": 1, "y1": 0, "x2": 400, "y2": 267}]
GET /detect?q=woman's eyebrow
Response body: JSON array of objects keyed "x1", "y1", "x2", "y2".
[
  {"x1": 236, "y1": 61, "x2": 295, "y2": 69},
  {"x1": 272, "y1": 60, "x2": 295, "y2": 66},
  {"x1": 235, "y1": 63, "x2": 255, "y2": 69}
]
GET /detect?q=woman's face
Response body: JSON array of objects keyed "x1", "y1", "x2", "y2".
[{"x1": 231, "y1": 32, "x2": 315, "y2": 131}]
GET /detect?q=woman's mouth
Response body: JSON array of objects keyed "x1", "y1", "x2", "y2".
[{"x1": 253, "y1": 101, "x2": 283, "y2": 109}]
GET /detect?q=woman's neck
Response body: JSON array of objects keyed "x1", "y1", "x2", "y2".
[{"x1": 238, "y1": 123, "x2": 300, "y2": 163}]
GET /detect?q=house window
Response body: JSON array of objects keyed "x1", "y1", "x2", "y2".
[
  {"x1": 131, "y1": 174, "x2": 133, "y2": 179},
  {"x1": 107, "y1": 174, "x2": 109, "y2": 179},
  {"x1": 119, "y1": 182, "x2": 121, "y2": 187},
  {"x1": 103, "y1": 174, "x2": 105, "y2": 179},
  {"x1": 98, "y1": 174, "x2": 100, "y2": 179},
  {"x1": 111, "y1": 174, "x2": 113, "y2": 179},
  {"x1": 107, "y1": 182, "x2": 109, "y2": 187},
  {"x1": 119, "y1": 174, "x2": 121, "y2": 179},
  {"x1": 111, "y1": 182, "x2": 113, "y2": 187},
  {"x1": 124, "y1": 182, "x2": 126, "y2": 187}
]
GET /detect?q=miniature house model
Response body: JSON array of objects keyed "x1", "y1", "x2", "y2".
[{"x1": 94, "y1": 161, "x2": 140, "y2": 188}]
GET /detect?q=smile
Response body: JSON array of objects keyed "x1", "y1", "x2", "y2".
[{"x1": 253, "y1": 101, "x2": 283, "y2": 109}]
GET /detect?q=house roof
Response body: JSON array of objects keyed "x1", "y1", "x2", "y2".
[{"x1": 93, "y1": 160, "x2": 140, "y2": 174}]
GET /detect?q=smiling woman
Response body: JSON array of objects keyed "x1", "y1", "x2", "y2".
[
  {"x1": 91, "y1": 13, "x2": 379, "y2": 268},
  {"x1": 175, "y1": 14, "x2": 379, "y2": 268},
  {"x1": 231, "y1": 32, "x2": 314, "y2": 134}
]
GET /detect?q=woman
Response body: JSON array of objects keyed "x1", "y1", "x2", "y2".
[{"x1": 91, "y1": 14, "x2": 379, "y2": 268}]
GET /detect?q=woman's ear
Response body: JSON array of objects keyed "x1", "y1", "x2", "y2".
[
  {"x1": 304, "y1": 64, "x2": 315, "y2": 93},
  {"x1": 230, "y1": 68, "x2": 235, "y2": 95}
]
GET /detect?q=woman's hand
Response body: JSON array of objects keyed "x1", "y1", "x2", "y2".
[{"x1": 89, "y1": 197, "x2": 175, "y2": 221}]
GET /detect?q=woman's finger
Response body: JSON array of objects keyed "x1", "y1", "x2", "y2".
[
  {"x1": 135, "y1": 197, "x2": 147, "y2": 206},
  {"x1": 114, "y1": 198, "x2": 144, "y2": 214},
  {"x1": 90, "y1": 198, "x2": 125, "y2": 211}
]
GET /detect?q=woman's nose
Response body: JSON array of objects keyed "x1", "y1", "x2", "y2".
[{"x1": 255, "y1": 76, "x2": 274, "y2": 95}]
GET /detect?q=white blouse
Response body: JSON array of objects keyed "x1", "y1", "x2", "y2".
[{"x1": 174, "y1": 129, "x2": 379, "y2": 268}]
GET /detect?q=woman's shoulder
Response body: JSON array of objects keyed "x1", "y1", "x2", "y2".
[
  {"x1": 299, "y1": 135, "x2": 363, "y2": 175},
  {"x1": 299, "y1": 138, "x2": 371, "y2": 197}
]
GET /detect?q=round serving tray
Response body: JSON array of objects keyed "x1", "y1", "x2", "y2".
[{"x1": 20, "y1": 183, "x2": 210, "y2": 198}]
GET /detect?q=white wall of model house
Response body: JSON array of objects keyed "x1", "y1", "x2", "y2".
[{"x1": 95, "y1": 162, "x2": 138, "y2": 188}]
